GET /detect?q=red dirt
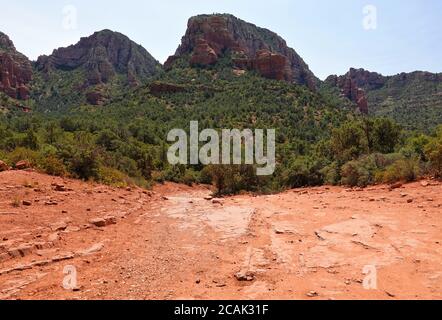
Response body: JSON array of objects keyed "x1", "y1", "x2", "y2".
[{"x1": 0, "y1": 170, "x2": 441, "y2": 300}]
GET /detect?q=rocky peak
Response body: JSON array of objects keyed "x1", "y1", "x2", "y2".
[
  {"x1": 325, "y1": 68, "x2": 386, "y2": 114},
  {"x1": 166, "y1": 14, "x2": 317, "y2": 89},
  {"x1": 0, "y1": 32, "x2": 15, "y2": 51},
  {"x1": 36, "y1": 29, "x2": 160, "y2": 87},
  {"x1": 0, "y1": 31, "x2": 32, "y2": 100}
]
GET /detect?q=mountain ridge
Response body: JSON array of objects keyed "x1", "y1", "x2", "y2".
[{"x1": 325, "y1": 67, "x2": 442, "y2": 129}]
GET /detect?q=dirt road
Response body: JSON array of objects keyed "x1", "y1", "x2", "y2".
[{"x1": 0, "y1": 170, "x2": 441, "y2": 300}]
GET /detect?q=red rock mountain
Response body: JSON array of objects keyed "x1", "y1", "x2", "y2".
[
  {"x1": 166, "y1": 14, "x2": 317, "y2": 90},
  {"x1": 36, "y1": 30, "x2": 160, "y2": 87},
  {"x1": 0, "y1": 32, "x2": 32, "y2": 100}
]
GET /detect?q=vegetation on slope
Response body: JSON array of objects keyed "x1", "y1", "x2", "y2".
[{"x1": 1, "y1": 64, "x2": 441, "y2": 195}]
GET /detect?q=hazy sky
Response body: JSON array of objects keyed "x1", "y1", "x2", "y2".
[{"x1": 1, "y1": 0, "x2": 441, "y2": 79}]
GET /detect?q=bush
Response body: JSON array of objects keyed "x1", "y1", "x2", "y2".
[
  {"x1": 425, "y1": 139, "x2": 442, "y2": 178},
  {"x1": 199, "y1": 166, "x2": 213, "y2": 185},
  {"x1": 182, "y1": 169, "x2": 198, "y2": 186},
  {"x1": 320, "y1": 161, "x2": 340, "y2": 185},
  {"x1": 340, "y1": 153, "x2": 402, "y2": 187},
  {"x1": 281, "y1": 156, "x2": 323, "y2": 188},
  {"x1": 6, "y1": 147, "x2": 39, "y2": 166},
  {"x1": 205, "y1": 165, "x2": 259, "y2": 196},
  {"x1": 379, "y1": 157, "x2": 420, "y2": 183},
  {"x1": 69, "y1": 149, "x2": 101, "y2": 180},
  {"x1": 341, "y1": 159, "x2": 373, "y2": 187},
  {"x1": 41, "y1": 155, "x2": 67, "y2": 177},
  {"x1": 97, "y1": 167, "x2": 129, "y2": 187}
]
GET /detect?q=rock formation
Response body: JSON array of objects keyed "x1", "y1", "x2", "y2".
[
  {"x1": 36, "y1": 30, "x2": 160, "y2": 89},
  {"x1": 324, "y1": 68, "x2": 386, "y2": 114},
  {"x1": 166, "y1": 14, "x2": 317, "y2": 89},
  {"x1": 0, "y1": 32, "x2": 32, "y2": 100},
  {"x1": 325, "y1": 67, "x2": 442, "y2": 119}
]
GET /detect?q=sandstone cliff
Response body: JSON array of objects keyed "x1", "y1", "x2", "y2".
[
  {"x1": 166, "y1": 14, "x2": 317, "y2": 89},
  {"x1": 0, "y1": 32, "x2": 32, "y2": 100}
]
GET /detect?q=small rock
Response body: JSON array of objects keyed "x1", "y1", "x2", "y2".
[
  {"x1": 389, "y1": 182, "x2": 403, "y2": 190},
  {"x1": 306, "y1": 291, "x2": 319, "y2": 298},
  {"x1": 235, "y1": 271, "x2": 255, "y2": 282},
  {"x1": 79, "y1": 243, "x2": 105, "y2": 256},
  {"x1": 8, "y1": 244, "x2": 33, "y2": 258},
  {"x1": 51, "y1": 221, "x2": 68, "y2": 232},
  {"x1": 22, "y1": 200, "x2": 32, "y2": 206},
  {"x1": 421, "y1": 181, "x2": 429, "y2": 187},
  {"x1": 33, "y1": 241, "x2": 54, "y2": 250},
  {"x1": 63, "y1": 226, "x2": 81, "y2": 233},
  {"x1": 407, "y1": 199, "x2": 414, "y2": 204},
  {"x1": 385, "y1": 291, "x2": 396, "y2": 298},
  {"x1": 104, "y1": 216, "x2": 117, "y2": 225},
  {"x1": 48, "y1": 233, "x2": 60, "y2": 242},
  {"x1": 89, "y1": 218, "x2": 107, "y2": 228},
  {"x1": 54, "y1": 184, "x2": 67, "y2": 192}
]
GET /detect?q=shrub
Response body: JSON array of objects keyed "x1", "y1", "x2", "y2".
[
  {"x1": 340, "y1": 154, "x2": 389, "y2": 187},
  {"x1": 320, "y1": 161, "x2": 340, "y2": 185},
  {"x1": 69, "y1": 149, "x2": 101, "y2": 180},
  {"x1": 341, "y1": 160, "x2": 372, "y2": 187},
  {"x1": 97, "y1": 166, "x2": 129, "y2": 187},
  {"x1": 6, "y1": 147, "x2": 39, "y2": 166},
  {"x1": 182, "y1": 169, "x2": 198, "y2": 186},
  {"x1": 425, "y1": 139, "x2": 442, "y2": 178},
  {"x1": 281, "y1": 156, "x2": 323, "y2": 188},
  {"x1": 41, "y1": 155, "x2": 67, "y2": 177},
  {"x1": 380, "y1": 157, "x2": 420, "y2": 183}
]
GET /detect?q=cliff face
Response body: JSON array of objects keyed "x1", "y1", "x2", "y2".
[
  {"x1": 325, "y1": 68, "x2": 386, "y2": 114},
  {"x1": 326, "y1": 68, "x2": 442, "y2": 128},
  {"x1": 166, "y1": 14, "x2": 317, "y2": 89},
  {"x1": 36, "y1": 30, "x2": 160, "y2": 87},
  {"x1": 0, "y1": 32, "x2": 32, "y2": 100},
  {"x1": 325, "y1": 68, "x2": 387, "y2": 114}
]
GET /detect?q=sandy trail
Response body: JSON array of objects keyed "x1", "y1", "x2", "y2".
[{"x1": 0, "y1": 171, "x2": 441, "y2": 300}]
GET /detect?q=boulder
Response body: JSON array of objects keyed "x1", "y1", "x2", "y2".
[
  {"x1": 14, "y1": 160, "x2": 31, "y2": 170},
  {"x1": 0, "y1": 160, "x2": 10, "y2": 172}
]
